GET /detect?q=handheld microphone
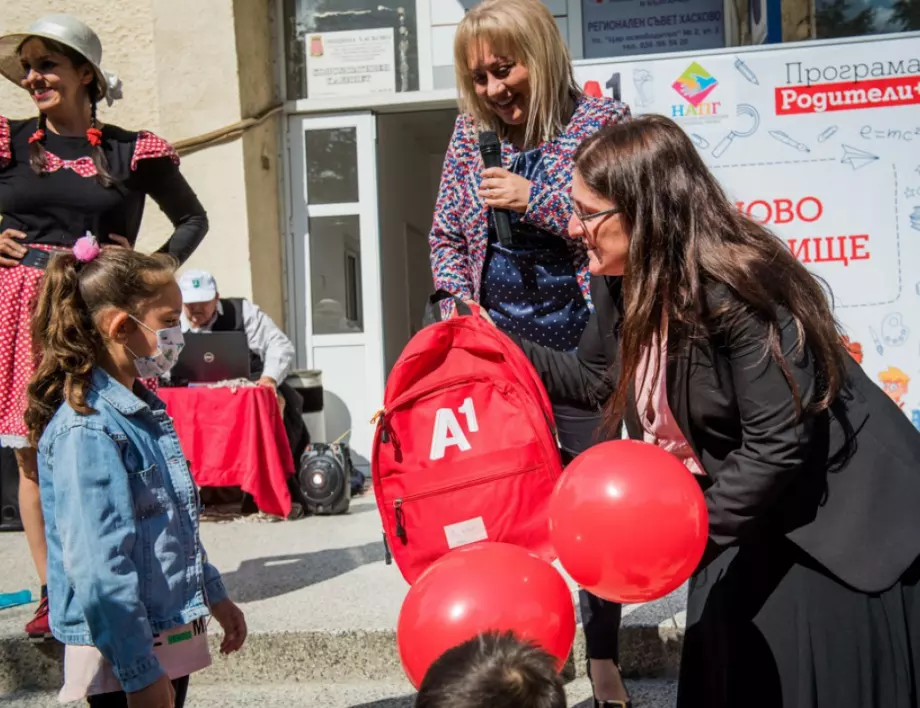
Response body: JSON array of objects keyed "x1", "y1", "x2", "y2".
[{"x1": 478, "y1": 131, "x2": 514, "y2": 247}]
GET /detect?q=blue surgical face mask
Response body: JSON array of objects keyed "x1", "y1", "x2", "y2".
[{"x1": 126, "y1": 317, "x2": 185, "y2": 379}]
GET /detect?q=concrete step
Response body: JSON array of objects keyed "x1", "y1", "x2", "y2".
[
  {"x1": 2, "y1": 678, "x2": 678, "y2": 707},
  {"x1": 0, "y1": 495, "x2": 686, "y2": 695},
  {"x1": 0, "y1": 622, "x2": 683, "y2": 693}
]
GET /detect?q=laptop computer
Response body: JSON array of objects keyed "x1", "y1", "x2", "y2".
[{"x1": 170, "y1": 331, "x2": 252, "y2": 385}]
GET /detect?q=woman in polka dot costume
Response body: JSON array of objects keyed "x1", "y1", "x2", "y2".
[
  {"x1": 429, "y1": 1, "x2": 631, "y2": 705},
  {"x1": 0, "y1": 14, "x2": 208, "y2": 640}
]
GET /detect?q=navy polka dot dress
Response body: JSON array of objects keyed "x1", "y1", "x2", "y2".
[{"x1": 479, "y1": 146, "x2": 589, "y2": 354}]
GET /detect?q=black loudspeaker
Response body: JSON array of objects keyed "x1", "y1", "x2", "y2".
[
  {"x1": 297, "y1": 443, "x2": 353, "y2": 515},
  {"x1": 1, "y1": 447, "x2": 23, "y2": 532}
]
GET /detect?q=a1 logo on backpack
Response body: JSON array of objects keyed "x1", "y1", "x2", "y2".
[{"x1": 430, "y1": 397, "x2": 479, "y2": 460}]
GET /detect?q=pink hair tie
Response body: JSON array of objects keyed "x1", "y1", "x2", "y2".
[{"x1": 73, "y1": 233, "x2": 102, "y2": 263}]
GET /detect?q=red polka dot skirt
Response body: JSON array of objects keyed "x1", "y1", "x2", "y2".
[{"x1": 0, "y1": 247, "x2": 58, "y2": 448}]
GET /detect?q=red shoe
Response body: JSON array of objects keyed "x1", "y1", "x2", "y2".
[{"x1": 25, "y1": 596, "x2": 52, "y2": 641}]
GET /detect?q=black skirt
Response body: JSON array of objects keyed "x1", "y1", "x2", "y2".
[{"x1": 678, "y1": 536, "x2": 920, "y2": 708}]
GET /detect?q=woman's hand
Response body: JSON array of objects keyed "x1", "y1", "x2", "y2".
[
  {"x1": 106, "y1": 233, "x2": 133, "y2": 250},
  {"x1": 463, "y1": 300, "x2": 495, "y2": 326},
  {"x1": 479, "y1": 168, "x2": 531, "y2": 213},
  {"x1": 127, "y1": 674, "x2": 175, "y2": 708},
  {"x1": 0, "y1": 229, "x2": 27, "y2": 267},
  {"x1": 210, "y1": 598, "x2": 248, "y2": 654}
]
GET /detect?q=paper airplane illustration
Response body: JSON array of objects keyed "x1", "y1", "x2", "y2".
[{"x1": 841, "y1": 144, "x2": 879, "y2": 170}]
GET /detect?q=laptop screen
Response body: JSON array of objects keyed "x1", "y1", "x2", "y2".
[{"x1": 170, "y1": 331, "x2": 251, "y2": 384}]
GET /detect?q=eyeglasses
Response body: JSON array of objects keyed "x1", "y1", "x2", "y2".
[
  {"x1": 572, "y1": 206, "x2": 621, "y2": 246},
  {"x1": 574, "y1": 206, "x2": 621, "y2": 222}
]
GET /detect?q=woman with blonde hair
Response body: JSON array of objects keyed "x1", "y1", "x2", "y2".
[{"x1": 428, "y1": 1, "x2": 631, "y2": 704}]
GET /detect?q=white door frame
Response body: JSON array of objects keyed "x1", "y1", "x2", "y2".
[{"x1": 285, "y1": 112, "x2": 385, "y2": 445}]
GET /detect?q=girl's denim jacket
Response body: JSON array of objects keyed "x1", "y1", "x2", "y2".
[{"x1": 38, "y1": 367, "x2": 228, "y2": 693}]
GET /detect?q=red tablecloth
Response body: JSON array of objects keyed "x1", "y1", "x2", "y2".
[{"x1": 160, "y1": 387, "x2": 293, "y2": 518}]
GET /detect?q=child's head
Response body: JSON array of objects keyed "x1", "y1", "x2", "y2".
[
  {"x1": 26, "y1": 247, "x2": 179, "y2": 443},
  {"x1": 415, "y1": 632, "x2": 567, "y2": 708}
]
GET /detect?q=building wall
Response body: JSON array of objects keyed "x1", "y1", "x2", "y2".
[
  {"x1": 233, "y1": 0, "x2": 286, "y2": 325},
  {"x1": 0, "y1": 0, "x2": 286, "y2": 326}
]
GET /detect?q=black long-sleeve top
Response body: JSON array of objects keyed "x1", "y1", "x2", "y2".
[
  {"x1": 0, "y1": 116, "x2": 207, "y2": 264},
  {"x1": 513, "y1": 274, "x2": 920, "y2": 593}
]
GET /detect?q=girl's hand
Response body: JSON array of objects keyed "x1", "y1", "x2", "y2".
[
  {"x1": 0, "y1": 229, "x2": 27, "y2": 267},
  {"x1": 127, "y1": 674, "x2": 174, "y2": 708},
  {"x1": 211, "y1": 598, "x2": 247, "y2": 654},
  {"x1": 479, "y1": 168, "x2": 531, "y2": 213}
]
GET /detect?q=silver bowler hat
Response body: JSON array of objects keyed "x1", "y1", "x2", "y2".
[{"x1": 0, "y1": 14, "x2": 122, "y2": 103}]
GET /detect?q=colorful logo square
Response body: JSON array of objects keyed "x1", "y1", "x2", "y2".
[{"x1": 671, "y1": 62, "x2": 718, "y2": 107}]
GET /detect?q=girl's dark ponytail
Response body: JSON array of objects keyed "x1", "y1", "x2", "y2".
[{"x1": 25, "y1": 253, "x2": 100, "y2": 444}]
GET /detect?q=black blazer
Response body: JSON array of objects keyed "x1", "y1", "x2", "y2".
[{"x1": 515, "y1": 275, "x2": 920, "y2": 593}]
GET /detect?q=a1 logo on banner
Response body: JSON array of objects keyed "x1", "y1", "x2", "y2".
[{"x1": 430, "y1": 397, "x2": 480, "y2": 460}]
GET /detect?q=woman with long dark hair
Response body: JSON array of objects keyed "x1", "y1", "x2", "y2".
[
  {"x1": 506, "y1": 114, "x2": 920, "y2": 707},
  {"x1": 0, "y1": 14, "x2": 208, "y2": 640}
]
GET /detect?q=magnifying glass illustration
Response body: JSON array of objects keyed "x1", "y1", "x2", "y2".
[{"x1": 712, "y1": 104, "x2": 760, "y2": 158}]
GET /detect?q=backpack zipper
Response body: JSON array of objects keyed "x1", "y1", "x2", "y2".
[
  {"x1": 389, "y1": 465, "x2": 539, "y2": 546},
  {"x1": 385, "y1": 374, "x2": 495, "y2": 413},
  {"x1": 394, "y1": 499, "x2": 407, "y2": 544}
]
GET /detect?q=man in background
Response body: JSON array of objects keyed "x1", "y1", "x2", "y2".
[{"x1": 178, "y1": 269, "x2": 310, "y2": 468}]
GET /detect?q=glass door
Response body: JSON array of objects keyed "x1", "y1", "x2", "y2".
[{"x1": 286, "y1": 112, "x2": 383, "y2": 469}]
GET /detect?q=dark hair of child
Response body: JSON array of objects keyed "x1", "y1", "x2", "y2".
[{"x1": 415, "y1": 631, "x2": 567, "y2": 708}]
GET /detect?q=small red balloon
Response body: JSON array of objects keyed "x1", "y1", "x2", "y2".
[
  {"x1": 396, "y1": 542, "x2": 576, "y2": 688},
  {"x1": 549, "y1": 440, "x2": 708, "y2": 603}
]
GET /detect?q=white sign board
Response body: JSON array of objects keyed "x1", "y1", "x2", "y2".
[
  {"x1": 306, "y1": 28, "x2": 396, "y2": 98},
  {"x1": 575, "y1": 34, "x2": 920, "y2": 426}
]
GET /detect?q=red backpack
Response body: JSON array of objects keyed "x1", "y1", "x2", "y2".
[{"x1": 372, "y1": 294, "x2": 563, "y2": 584}]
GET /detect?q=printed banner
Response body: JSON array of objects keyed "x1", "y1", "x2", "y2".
[{"x1": 575, "y1": 34, "x2": 920, "y2": 424}]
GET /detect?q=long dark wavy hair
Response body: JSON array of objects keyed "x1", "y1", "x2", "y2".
[
  {"x1": 21, "y1": 37, "x2": 117, "y2": 187},
  {"x1": 25, "y1": 249, "x2": 176, "y2": 445},
  {"x1": 573, "y1": 114, "x2": 848, "y2": 433}
]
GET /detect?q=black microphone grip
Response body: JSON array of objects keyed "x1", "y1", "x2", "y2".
[{"x1": 478, "y1": 131, "x2": 514, "y2": 247}]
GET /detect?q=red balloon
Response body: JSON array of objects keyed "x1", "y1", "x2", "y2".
[
  {"x1": 396, "y1": 542, "x2": 576, "y2": 688},
  {"x1": 549, "y1": 440, "x2": 708, "y2": 603}
]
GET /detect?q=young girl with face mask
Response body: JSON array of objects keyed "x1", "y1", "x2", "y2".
[{"x1": 25, "y1": 238, "x2": 245, "y2": 708}]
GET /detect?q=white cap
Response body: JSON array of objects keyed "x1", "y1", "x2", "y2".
[{"x1": 178, "y1": 269, "x2": 218, "y2": 304}]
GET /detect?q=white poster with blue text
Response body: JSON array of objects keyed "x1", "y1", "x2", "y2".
[{"x1": 575, "y1": 33, "x2": 920, "y2": 427}]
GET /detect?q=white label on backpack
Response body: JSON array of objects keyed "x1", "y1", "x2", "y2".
[{"x1": 444, "y1": 517, "x2": 488, "y2": 549}]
